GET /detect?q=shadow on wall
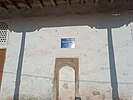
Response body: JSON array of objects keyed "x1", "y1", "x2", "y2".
[
  {"x1": 9, "y1": 12, "x2": 133, "y2": 32},
  {"x1": 8, "y1": 12, "x2": 133, "y2": 100}
]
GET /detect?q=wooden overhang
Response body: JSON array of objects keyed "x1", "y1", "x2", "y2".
[{"x1": 0, "y1": 0, "x2": 133, "y2": 12}]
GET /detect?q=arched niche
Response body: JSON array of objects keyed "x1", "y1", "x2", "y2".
[
  {"x1": 54, "y1": 58, "x2": 79, "y2": 100},
  {"x1": 59, "y1": 66, "x2": 75, "y2": 100}
]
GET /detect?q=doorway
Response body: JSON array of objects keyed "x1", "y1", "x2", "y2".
[
  {"x1": 54, "y1": 58, "x2": 79, "y2": 100},
  {"x1": 0, "y1": 49, "x2": 6, "y2": 90}
]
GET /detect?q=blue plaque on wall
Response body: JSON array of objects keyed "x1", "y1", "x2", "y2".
[{"x1": 61, "y1": 38, "x2": 75, "y2": 48}]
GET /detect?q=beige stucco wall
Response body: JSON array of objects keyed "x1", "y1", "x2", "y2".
[{"x1": 0, "y1": 12, "x2": 133, "y2": 100}]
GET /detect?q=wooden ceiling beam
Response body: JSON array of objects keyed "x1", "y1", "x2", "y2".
[
  {"x1": 94, "y1": 0, "x2": 100, "y2": 4},
  {"x1": 25, "y1": 0, "x2": 32, "y2": 8},
  {"x1": 50, "y1": 0, "x2": 56, "y2": 6},
  {"x1": 66, "y1": 0, "x2": 70, "y2": 6},
  {"x1": 10, "y1": 0, "x2": 20, "y2": 9},
  {"x1": 110, "y1": 0, "x2": 114, "y2": 3},
  {"x1": 39, "y1": 0, "x2": 45, "y2": 7},
  {"x1": 80, "y1": 0, "x2": 85, "y2": 4},
  {"x1": 0, "y1": 2, "x2": 8, "y2": 10}
]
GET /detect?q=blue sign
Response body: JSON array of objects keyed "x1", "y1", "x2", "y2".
[{"x1": 61, "y1": 38, "x2": 75, "y2": 48}]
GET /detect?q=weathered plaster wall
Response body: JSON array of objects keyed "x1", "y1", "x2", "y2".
[
  {"x1": 0, "y1": 12, "x2": 133, "y2": 100},
  {"x1": 0, "y1": 30, "x2": 22, "y2": 100}
]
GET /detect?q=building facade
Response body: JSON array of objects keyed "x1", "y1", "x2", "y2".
[{"x1": 0, "y1": 0, "x2": 133, "y2": 100}]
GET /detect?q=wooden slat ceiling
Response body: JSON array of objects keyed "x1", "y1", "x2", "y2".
[{"x1": 0, "y1": 0, "x2": 133, "y2": 11}]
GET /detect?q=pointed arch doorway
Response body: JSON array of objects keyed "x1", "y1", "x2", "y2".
[{"x1": 54, "y1": 58, "x2": 79, "y2": 100}]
